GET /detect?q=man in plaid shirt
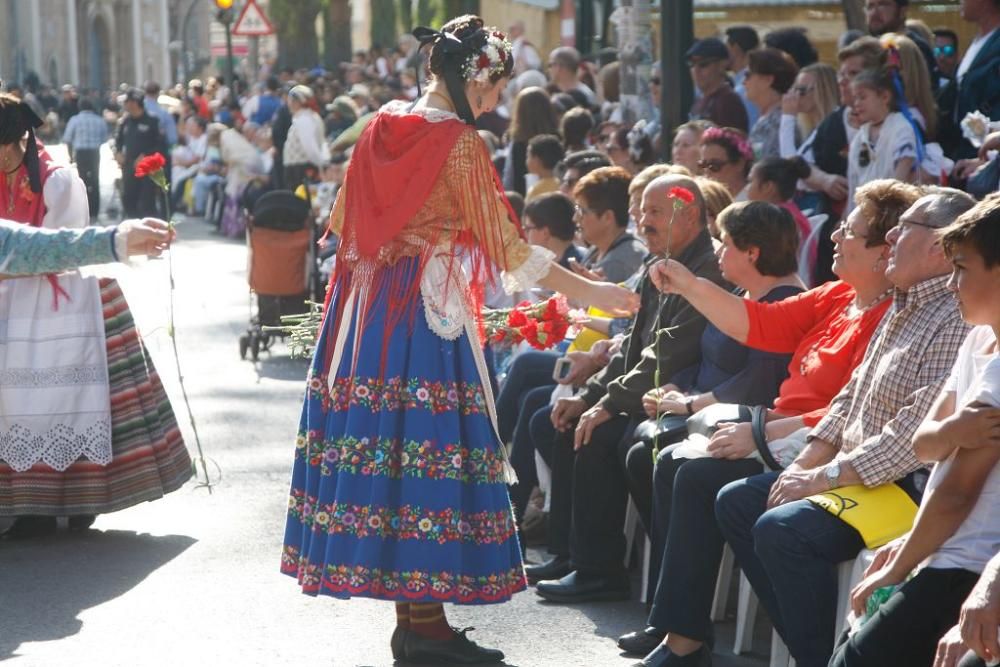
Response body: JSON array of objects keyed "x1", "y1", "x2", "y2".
[
  {"x1": 62, "y1": 98, "x2": 108, "y2": 219},
  {"x1": 715, "y1": 188, "x2": 977, "y2": 667}
]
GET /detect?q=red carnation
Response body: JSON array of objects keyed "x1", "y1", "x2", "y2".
[
  {"x1": 667, "y1": 186, "x2": 695, "y2": 205},
  {"x1": 477, "y1": 54, "x2": 490, "y2": 69},
  {"x1": 499, "y1": 49, "x2": 507, "y2": 62},
  {"x1": 135, "y1": 152, "x2": 166, "y2": 178},
  {"x1": 507, "y1": 309, "x2": 528, "y2": 327}
]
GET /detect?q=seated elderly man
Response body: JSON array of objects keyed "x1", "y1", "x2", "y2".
[
  {"x1": 528, "y1": 175, "x2": 728, "y2": 601},
  {"x1": 713, "y1": 188, "x2": 976, "y2": 667}
]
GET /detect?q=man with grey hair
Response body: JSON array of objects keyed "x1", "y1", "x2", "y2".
[
  {"x1": 547, "y1": 46, "x2": 597, "y2": 106},
  {"x1": 509, "y1": 20, "x2": 542, "y2": 76},
  {"x1": 715, "y1": 186, "x2": 977, "y2": 667},
  {"x1": 531, "y1": 175, "x2": 727, "y2": 602}
]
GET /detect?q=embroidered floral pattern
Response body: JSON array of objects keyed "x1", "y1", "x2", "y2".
[
  {"x1": 281, "y1": 546, "x2": 527, "y2": 603},
  {"x1": 307, "y1": 374, "x2": 487, "y2": 415},
  {"x1": 294, "y1": 431, "x2": 505, "y2": 484},
  {"x1": 287, "y1": 492, "x2": 516, "y2": 545}
]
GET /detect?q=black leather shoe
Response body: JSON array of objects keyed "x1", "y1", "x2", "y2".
[
  {"x1": 68, "y1": 515, "x2": 97, "y2": 532},
  {"x1": 524, "y1": 555, "x2": 571, "y2": 584},
  {"x1": 390, "y1": 626, "x2": 407, "y2": 660},
  {"x1": 403, "y1": 627, "x2": 504, "y2": 664},
  {"x1": 535, "y1": 570, "x2": 630, "y2": 603},
  {"x1": 634, "y1": 644, "x2": 712, "y2": 667},
  {"x1": 0, "y1": 516, "x2": 57, "y2": 540},
  {"x1": 618, "y1": 626, "x2": 667, "y2": 656}
]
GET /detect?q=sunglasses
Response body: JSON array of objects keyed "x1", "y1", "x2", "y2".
[
  {"x1": 698, "y1": 158, "x2": 730, "y2": 173},
  {"x1": 934, "y1": 44, "x2": 956, "y2": 57},
  {"x1": 794, "y1": 85, "x2": 815, "y2": 96},
  {"x1": 687, "y1": 59, "x2": 723, "y2": 69},
  {"x1": 859, "y1": 144, "x2": 872, "y2": 168}
]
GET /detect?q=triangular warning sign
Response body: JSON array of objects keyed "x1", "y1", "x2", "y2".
[{"x1": 232, "y1": 0, "x2": 274, "y2": 36}]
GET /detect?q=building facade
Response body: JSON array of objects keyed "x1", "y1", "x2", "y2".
[{"x1": 0, "y1": 0, "x2": 213, "y2": 92}]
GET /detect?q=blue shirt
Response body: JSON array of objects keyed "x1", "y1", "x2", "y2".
[
  {"x1": 733, "y1": 68, "x2": 760, "y2": 129},
  {"x1": 62, "y1": 110, "x2": 109, "y2": 150},
  {"x1": 252, "y1": 94, "x2": 281, "y2": 125},
  {"x1": 144, "y1": 97, "x2": 178, "y2": 147}
]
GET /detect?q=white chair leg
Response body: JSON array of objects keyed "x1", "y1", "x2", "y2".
[
  {"x1": 770, "y1": 630, "x2": 792, "y2": 667},
  {"x1": 623, "y1": 500, "x2": 639, "y2": 568},
  {"x1": 734, "y1": 572, "x2": 759, "y2": 654},
  {"x1": 834, "y1": 557, "x2": 858, "y2": 641},
  {"x1": 640, "y1": 536, "x2": 652, "y2": 603},
  {"x1": 711, "y1": 544, "x2": 735, "y2": 621}
]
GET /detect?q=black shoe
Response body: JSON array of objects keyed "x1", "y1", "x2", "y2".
[
  {"x1": 524, "y1": 555, "x2": 571, "y2": 584},
  {"x1": 390, "y1": 626, "x2": 407, "y2": 660},
  {"x1": 68, "y1": 515, "x2": 97, "y2": 532},
  {"x1": 0, "y1": 516, "x2": 57, "y2": 540},
  {"x1": 618, "y1": 626, "x2": 667, "y2": 656},
  {"x1": 535, "y1": 570, "x2": 631, "y2": 603},
  {"x1": 634, "y1": 644, "x2": 712, "y2": 667},
  {"x1": 403, "y1": 627, "x2": 504, "y2": 664}
]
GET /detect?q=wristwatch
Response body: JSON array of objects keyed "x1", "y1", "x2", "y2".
[
  {"x1": 685, "y1": 397, "x2": 695, "y2": 415},
  {"x1": 823, "y1": 461, "x2": 841, "y2": 490}
]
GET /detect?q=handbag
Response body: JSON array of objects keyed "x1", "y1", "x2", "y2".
[{"x1": 667, "y1": 403, "x2": 782, "y2": 470}]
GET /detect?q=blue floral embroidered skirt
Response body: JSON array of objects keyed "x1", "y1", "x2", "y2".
[{"x1": 281, "y1": 258, "x2": 527, "y2": 605}]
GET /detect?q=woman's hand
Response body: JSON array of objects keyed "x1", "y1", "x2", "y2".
[
  {"x1": 706, "y1": 422, "x2": 756, "y2": 460},
  {"x1": 590, "y1": 281, "x2": 639, "y2": 317},
  {"x1": 118, "y1": 218, "x2": 175, "y2": 258},
  {"x1": 978, "y1": 131, "x2": 1000, "y2": 161},
  {"x1": 781, "y1": 90, "x2": 799, "y2": 115},
  {"x1": 650, "y1": 259, "x2": 697, "y2": 296}
]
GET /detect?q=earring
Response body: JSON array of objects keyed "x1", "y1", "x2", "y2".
[{"x1": 476, "y1": 95, "x2": 483, "y2": 108}]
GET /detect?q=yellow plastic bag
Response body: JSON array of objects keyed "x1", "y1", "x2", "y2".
[
  {"x1": 568, "y1": 306, "x2": 611, "y2": 353},
  {"x1": 807, "y1": 483, "x2": 918, "y2": 549}
]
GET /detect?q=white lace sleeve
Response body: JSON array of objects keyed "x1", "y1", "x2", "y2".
[{"x1": 501, "y1": 244, "x2": 555, "y2": 293}]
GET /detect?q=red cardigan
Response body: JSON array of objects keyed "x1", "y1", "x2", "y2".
[{"x1": 743, "y1": 280, "x2": 890, "y2": 426}]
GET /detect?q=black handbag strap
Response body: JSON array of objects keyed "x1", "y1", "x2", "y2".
[{"x1": 751, "y1": 405, "x2": 782, "y2": 471}]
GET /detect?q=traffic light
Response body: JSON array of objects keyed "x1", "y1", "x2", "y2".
[
  {"x1": 214, "y1": 0, "x2": 233, "y2": 8},
  {"x1": 214, "y1": 0, "x2": 234, "y2": 24}
]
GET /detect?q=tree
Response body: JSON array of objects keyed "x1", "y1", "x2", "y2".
[
  {"x1": 442, "y1": 0, "x2": 479, "y2": 19},
  {"x1": 270, "y1": 0, "x2": 323, "y2": 69},
  {"x1": 399, "y1": 0, "x2": 413, "y2": 33},
  {"x1": 371, "y1": 0, "x2": 398, "y2": 50},
  {"x1": 842, "y1": 0, "x2": 867, "y2": 31},
  {"x1": 417, "y1": 0, "x2": 438, "y2": 27},
  {"x1": 324, "y1": 0, "x2": 353, "y2": 71}
]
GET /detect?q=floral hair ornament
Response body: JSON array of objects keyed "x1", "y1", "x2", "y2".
[
  {"x1": 461, "y1": 30, "x2": 512, "y2": 85},
  {"x1": 701, "y1": 126, "x2": 754, "y2": 162}
]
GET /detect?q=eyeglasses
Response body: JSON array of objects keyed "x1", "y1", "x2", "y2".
[
  {"x1": 697, "y1": 158, "x2": 730, "y2": 173},
  {"x1": 900, "y1": 218, "x2": 941, "y2": 231},
  {"x1": 522, "y1": 224, "x2": 539, "y2": 232},
  {"x1": 836, "y1": 220, "x2": 869, "y2": 241},
  {"x1": 561, "y1": 176, "x2": 579, "y2": 189},
  {"x1": 687, "y1": 59, "x2": 722, "y2": 70},
  {"x1": 934, "y1": 44, "x2": 956, "y2": 57},
  {"x1": 794, "y1": 85, "x2": 815, "y2": 96},
  {"x1": 574, "y1": 204, "x2": 597, "y2": 218}
]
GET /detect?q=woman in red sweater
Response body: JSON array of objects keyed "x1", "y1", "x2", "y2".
[{"x1": 619, "y1": 179, "x2": 923, "y2": 666}]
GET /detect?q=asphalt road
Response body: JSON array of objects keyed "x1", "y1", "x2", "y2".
[{"x1": 0, "y1": 146, "x2": 770, "y2": 667}]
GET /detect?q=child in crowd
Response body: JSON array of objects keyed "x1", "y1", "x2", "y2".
[
  {"x1": 525, "y1": 133, "x2": 565, "y2": 202},
  {"x1": 846, "y1": 67, "x2": 920, "y2": 213},
  {"x1": 837, "y1": 194, "x2": 1000, "y2": 667},
  {"x1": 747, "y1": 156, "x2": 814, "y2": 244}
]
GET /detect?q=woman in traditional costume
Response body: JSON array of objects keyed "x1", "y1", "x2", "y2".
[
  {"x1": 280, "y1": 15, "x2": 637, "y2": 665},
  {"x1": 0, "y1": 93, "x2": 191, "y2": 538}
]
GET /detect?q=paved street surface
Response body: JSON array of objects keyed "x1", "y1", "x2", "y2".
[{"x1": 0, "y1": 146, "x2": 769, "y2": 667}]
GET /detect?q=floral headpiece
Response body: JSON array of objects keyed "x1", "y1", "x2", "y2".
[
  {"x1": 702, "y1": 127, "x2": 754, "y2": 162},
  {"x1": 461, "y1": 30, "x2": 513, "y2": 85}
]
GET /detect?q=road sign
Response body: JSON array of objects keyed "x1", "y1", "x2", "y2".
[{"x1": 232, "y1": 0, "x2": 274, "y2": 37}]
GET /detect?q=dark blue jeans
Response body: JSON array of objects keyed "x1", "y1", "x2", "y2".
[
  {"x1": 715, "y1": 472, "x2": 864, "y2": 667},
  {"x1": 496, "y1": 351, "x2": 559, "y2": 445},
  {"x1": 509, "y1": 385, "x2": 556, "y2": 521}
]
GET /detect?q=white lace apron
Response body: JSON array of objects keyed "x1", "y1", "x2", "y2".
[{"x1": 0, "y1": 167, "x2": 112, "y2": 472}]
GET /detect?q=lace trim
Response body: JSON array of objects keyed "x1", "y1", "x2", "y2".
[
  {"x1": 380, "y1": 99, "x2": 460, "y2": 124},
  {"x1": 420, "y1": 252, "x2": 472, "y2": 341},
  {"x1": 0, "y1": 420, "x2": 113, "y2": 472},
  {"x1": 0, "y1": 365, "x2": 104, "y2": 387},
  {"x1": 501, "y1": 245, "x2": 554, "y2": 293}
]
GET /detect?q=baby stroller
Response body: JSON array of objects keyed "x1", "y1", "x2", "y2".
[{"x1": 239, "y1": 190, "x2": 317, "y2": 361}]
